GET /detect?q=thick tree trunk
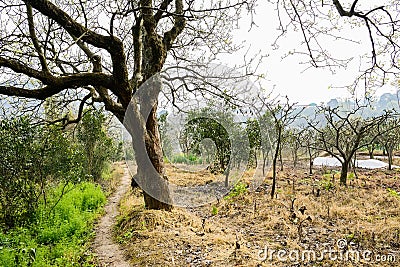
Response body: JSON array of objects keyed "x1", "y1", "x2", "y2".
[
  {"x1": 143, "y1": 106, "x2": 172, "y2": 210},
  {"x1": 124, "y1": 76, "x2": 173, "y2": 211},
  {"x1": 128, "y1": 115, "x2": 173, "y2": 210}
]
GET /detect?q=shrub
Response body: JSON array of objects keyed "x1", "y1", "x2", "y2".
[
  {"x1": 224, "y1": 181, "x2": 248, "y2": 200},
  {"x1": 0, "y1": 117, "x2": 86, "y2": 228},
  {"x1": 77, "y1": 109, "x2": 119, "y2": 181},
  {"x1": 0, "y1": 182, "x2": 106, "y2": 266}
]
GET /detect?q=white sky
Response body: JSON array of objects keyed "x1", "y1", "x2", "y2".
[{"x1": 216, "y1": 1, "x2": 398, "y2": 105}]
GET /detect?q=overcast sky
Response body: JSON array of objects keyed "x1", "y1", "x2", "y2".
[{"x1": 216, "y1": 1, "x2": 398, "y2": 105}]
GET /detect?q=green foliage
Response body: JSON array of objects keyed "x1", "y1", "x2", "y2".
[
  {"x1": 171, "y1": 153, "x2": 202, "y2": 165},
  {"x1": 211, "y1": 205, "x2": 218, "y2": 216},
  {"x1": 0, "y1": 117, "x2": 85, "y2": 228},
  {"x1": 0, "y1": 110, "x2": 117, "y2": 228},
  {"x1": 77, "y1": 109, "x2": 119, "y2": 181},
  {"x1": 320, "y1": 179, "x2": 334, "y2": 191},
  {"x1": 180, "y1": 107, "x2": 236, "y2": 170},
  {"x1": 0, "y1": 182, "x2": 105, "y2": 267},
  {"x1": 387, "y1": 188, "x2": 400, "y2": 198},
  {"x1": 224, "y1": 181, "x2": 248, "y2": 200}
]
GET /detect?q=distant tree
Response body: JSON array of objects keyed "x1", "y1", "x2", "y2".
[
  {"x1": 299, "y1": 127, "x2": 320, "y2": 175},
  {"x1": 258, "y1": 110, "x2": 276, "y2": 176},
  {"x1": 180, "y1": 107, "x2": 235, "y2": 172},
  {"x1": 158, "y1": 111, "x2": 173, "y2": 159},
  {"x1": 285, "y1": 127, "x2": 302, "y2": 168},
  {"x1": 378, "y1": 118, "x2": 400, "y2": 170},
  {"x1": 257, "y1": 96, "x2": 303, "y2": 198},
  {"x1": 245, "y1": 118, "x2": 261, "y2": 168},
  {"x1": 308, "y1": 105, "x2": 394, "y2": 185}
]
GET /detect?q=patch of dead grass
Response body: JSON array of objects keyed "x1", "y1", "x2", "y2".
[{"x1": 115, "y1": 163, "x2": 400, "y2": 266}]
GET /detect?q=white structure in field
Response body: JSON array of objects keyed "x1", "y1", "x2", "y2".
[{"x1": 313, "y1": 157, "x2": 398, "y2": 169}]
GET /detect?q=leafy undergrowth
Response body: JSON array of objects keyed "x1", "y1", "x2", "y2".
[
  {"x1": 116, "y1": 162, "x2": 400, "y2": 266},
  {"x1": 0, "y1": 182, "x2": 106, "y2": 267}
]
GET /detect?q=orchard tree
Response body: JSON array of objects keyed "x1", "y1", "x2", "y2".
[
  {"x1": 285, "y1": 127, "x2": 302, "y2": 168},
  {"x1": 245, "y1": 118, "x2": 261, "y2": 168},
  {"x1": 257, "y1": 96, "x2": 304, "y2": 199},
  {"x1": 378, "y1": 117, "x2": 400, "y2": 170},
  {"x1": 299, "y1": 127, "x2": 320, "y2": 175},
  {"x1": 180, "y1": 107, "x2": 236, "y2": 172},
  {"x1": 308, "y1": 105, "x2": 395, "y2": 185}
]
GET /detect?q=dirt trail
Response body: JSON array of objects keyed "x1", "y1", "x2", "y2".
[{"x1": 92, "y1": 164, "x2": 132, "y2": 267}]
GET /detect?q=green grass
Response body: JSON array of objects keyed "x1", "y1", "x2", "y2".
[{"x1": 0, "y1": 182, "x2": 106, "y2": 267}]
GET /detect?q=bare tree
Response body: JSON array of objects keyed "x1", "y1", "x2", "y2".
[
  {"x1": 257, "y1": 96, "x2": 304, "y2": 199},
  {"x1": 378, "y1": 117, "x2": 400, "y2": 170},
  {"x1": 299, "y1": 127, "x2": 320, "y2": 175},
  {"x1": 271, "y1": 0, "x2": 400, "y2": 91},
  {"x1": 307, "y1": 104, "x2": 395, "y2": 185}
]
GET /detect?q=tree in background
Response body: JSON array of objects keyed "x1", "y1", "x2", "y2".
[
  {"x1": 77, "y1": 109, "x2": 118, "y2": 181},
  {"x1": 308, "y1": 105, "x2": 395, "y2": 185},
  {"x1": 180, "y1": 107, "x2": 236, "y2": 172},
  {"x1": 378, "y1": 117, "x2": 400, "y2": 170},
  {"x1": 299, "y1": 127, "x2": 320, "y2": 175},
  {"x1": 256, "y1": 96, "x2": 303, "y2": 198},
  {"x1": 245, "y1": 119, "x2": 261, "y2": 168}
]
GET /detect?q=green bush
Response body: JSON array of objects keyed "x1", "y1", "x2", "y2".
[
  {"x1": 171, "y1": 153, "x2": 202, "y2": 165},
  {"x1": 0, "y1": 182, "x2": 105, "y2": 267},
  {"x1": 224, "y1": 181, "x2": 248, "y2": 200},
  {"x1": 77, "y1": 109, "x2": 119, "y2": 181},
  {"x1": 0, "y1": 117, "x2": 86, "y2": 228}
]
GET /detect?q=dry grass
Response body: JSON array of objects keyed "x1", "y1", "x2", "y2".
[
  {"x1": 166, "y1": 164, "x2": 224, "y2": 187},
  {"x1": 115, "y1": 162, "x2": 400, "y2": 266}
]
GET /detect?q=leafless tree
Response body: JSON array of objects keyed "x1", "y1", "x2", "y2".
[
  {"x1": 271, "y1": 0, "x2": 400, "y2": 91},
  {"x1": 307, "y1": 104, "x2": 395, "y2": 185},
  {"x1": 257, "y1": 96, "x2": 304, "y2": 199},
  {"x1": 378, "y1": 117, "x2": 400, "y2": 170}
]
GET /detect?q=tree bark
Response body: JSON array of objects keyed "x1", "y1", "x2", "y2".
[
  {"x1": 387, "y1": 146, "x2": 393, "y2": 171},
  {"x1": 339, "y1": 161, "x2": 349, "y2": 186},
  {"x1": 271, "y1": 130, "x2": 281, "y2": 199},
  {"x1": 124, "y1": 77, "x2": 173, "y2": 211},
  {"x1": 307, "y1": 146, "x2": 313, "y2": 175}
]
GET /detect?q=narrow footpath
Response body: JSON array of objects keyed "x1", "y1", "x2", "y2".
[{"x1": 92, "y1": 165, "x2": 132, "y2": 267}]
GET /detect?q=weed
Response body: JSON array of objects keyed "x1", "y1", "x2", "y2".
[
  {"x1": 387, "y1": 188, "x2": 400, "y2": 198},
  {"x1": 211, "y1": 205, "x2": 218, "y2": 216},
  {"x1": 0, "y1": 182, "x2": 106, "y2": 267},
  {"x1": 224, "y1": 181, "x2": 247, "y2": 200}
]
